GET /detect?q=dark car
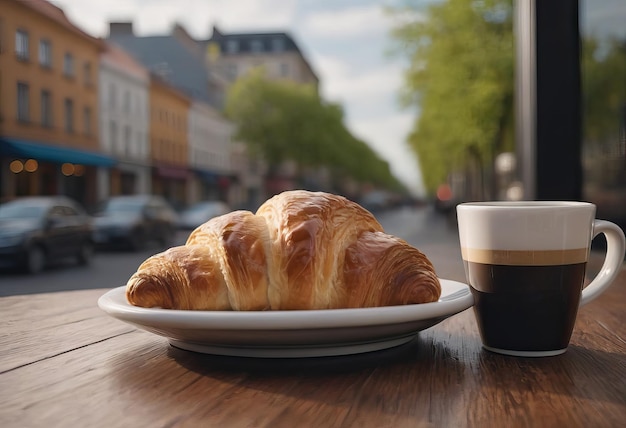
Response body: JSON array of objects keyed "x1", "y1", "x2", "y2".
[
  {"x1": 93, "y1": 195, "x2": 178, "y2": 250},
  {"x1": 177, "y1": 200, "x2": 231, "y2": 230},
  {"x1": 0, "y1": 196, "x2": 94, "y2": 274}
]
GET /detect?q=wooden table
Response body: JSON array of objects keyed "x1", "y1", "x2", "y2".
[{"x1": 1, "y1": 263, "x2": 625, "y2": 428}]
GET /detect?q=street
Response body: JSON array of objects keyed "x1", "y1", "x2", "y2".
[{"x1": 0, "y1": 205, "x2": 466, "y2": 297}]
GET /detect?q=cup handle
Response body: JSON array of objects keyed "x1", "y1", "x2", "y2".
[{"x1": 580, "y1": 220, "x2": 626, "y2": 306}]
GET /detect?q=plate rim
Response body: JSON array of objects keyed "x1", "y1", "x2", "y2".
[{"x1": 97, "y1": 278, "x2": 474, "y2": 330}]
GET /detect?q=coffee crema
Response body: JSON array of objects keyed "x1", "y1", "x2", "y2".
[{"x1": 461, "y1": 248, "x2": 588, "y2": 266}]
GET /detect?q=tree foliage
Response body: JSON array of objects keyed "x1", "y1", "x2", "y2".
[
  {"x1": 224, "y1": 69, "x2": 404, "y2": 191},
  {"x1": 389, "y1": 0, "x2": 515, "y2": 194},
  {"x1": 582, "y1": 37, "x2": 626, "y2": 147}
]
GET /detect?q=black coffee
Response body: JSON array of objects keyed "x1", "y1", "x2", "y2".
[{"x1": 464, "y1": 261, "x2": 587, "y2": 352}]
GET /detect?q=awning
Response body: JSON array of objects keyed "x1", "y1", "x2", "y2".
[
  {"x1": 194, "y1": 168, "x2": 238, "y2": 185},
  {"x1": 0, "y1": 138, "x2": 116, "y2": 167},
  {"x1": 194, "y1": 169, "x2": 218, "y2": 183},
  {"x1": 154, "y1": 164, "x2": 190, "y2": 180}
]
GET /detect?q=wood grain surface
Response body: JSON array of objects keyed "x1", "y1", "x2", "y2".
[{"x1": 1, "y1": 268, "x2": 625, "y2": 428}]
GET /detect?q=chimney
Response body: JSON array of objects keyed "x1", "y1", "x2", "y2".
[
  {"x1": 109, "y1": 22, "x2": 134, "y2": 37},
  {"x1": 211, "y1": 25, "x2": 222, "y2": 39}
]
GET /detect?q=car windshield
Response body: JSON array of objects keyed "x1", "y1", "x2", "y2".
[
  {"x1": 0, "y1": 204, "x2": 46, "y2": 219},
  {"x1": 101, "y1": 199, "x2": 145, "y2": 214},
  {"x1": 187, "y1": 203, "x2": 216, "y2": 212}
]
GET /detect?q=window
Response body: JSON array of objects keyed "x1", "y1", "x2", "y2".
[
  {"x1": 123, "y1": 91, "x2": 130, "y2": 113},
  {"x1": 109, "y1": 83, "x2": 116, "y2": 109},
  {"x1": 64, "y1": 98, "x2": 74, "y2": 132},
  {"x1": 63, "y1": 52, "x2": 74, "y2": 77},
  {"x1": 15, "y1": 29, "x2": 29, "y2": 60},
  {"x1": 279, "y1": 63, "x2": 289, "y2": 77},
  {"x1": 83, "y1": 106, "x2": 92, "y2": 135},
  {"x1": 17, "y1": 82, "x2": 29, "y2": 122},
  {"x1": 272, "y1": 38, "x2": 285, "y2": 52},
  {"x1": 124, "y1": 125, "x2": 131, "y2": 156},
  {"x1": 226, "y1": 40, "x2": 239, "y2": 53},
  {"x1": 135, "y1": 131, "x2": 141, "y2": 157},
  {"x1": 39, "y1": 39, "x2": 51, "y2": 67},
  {"x1": 83, "y1": 62, "x2": 92, "y2": 86},
  {"x1": 110, "y1": 120, "x2": 118, "y2": 152},
  {"x1": 15, "y1": 83, "x2": 33, "y2": 125},
  {"x1": 41, "y1": 90, "x2": 52, "y2": 128},
  {"x1": 250, "y1": 39, "x2": 264, "y2": 53}
]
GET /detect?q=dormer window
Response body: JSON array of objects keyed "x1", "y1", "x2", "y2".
[
  {"x1": 226, "y1": 40, "x2": 239, "y2": 53},
  {"x1": 271, "y1": 38, "x2": 285, "y2": 52},
  {"x1": 250, "y1": 39, "x2": 264, "y2": 53}
]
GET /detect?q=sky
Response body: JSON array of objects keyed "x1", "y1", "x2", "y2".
[{"x1": 52, "y1": 0, "x2": 427, "y2": 196}]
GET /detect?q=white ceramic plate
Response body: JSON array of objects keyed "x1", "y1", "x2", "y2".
[{"x1": 98, "y1": 279, "x2": 473, "y2": 358}]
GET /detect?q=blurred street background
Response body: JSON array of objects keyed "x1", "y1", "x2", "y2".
[
  {"x1": 0, "y1": 204, "x2": 466, "y2": 297},
  {"x1": 0, "y1": 0, "x2": 624, "y2": 285}
]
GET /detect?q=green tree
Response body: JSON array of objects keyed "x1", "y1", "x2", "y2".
[
  {"x1": 225, "y1": 68, "x2": 404, "y2": 191},
  {"x1": 389, "y1": 0, "x2": 515, "y2": 195},
  {"x1": 582, "y1": 37, "x2": 626, "y2": 147},
  {"x1": 581, "y1": 36, "x2": 626, "y2": 188}
]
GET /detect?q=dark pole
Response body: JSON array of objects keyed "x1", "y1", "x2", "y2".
[{"x1": 515, "y1": 0, "x2": 582, "y2": 201}]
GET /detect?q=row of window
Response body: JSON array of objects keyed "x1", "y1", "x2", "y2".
[
  {"x1": 152, "y1": 138, "x2": 186, "y2": 164},
  {"x1": 15, "y1": 29, "x2": 93, "y2": 85},
  {"x1": 193, "y1": 148, "x2": 230, "y2": 170},
  {"x1": 151, "y1": 107, "x2": 186, "y2": 132},
  {"x1": 105, "y1": 83, "x2": 146, "y2": 118},
  {"x1": 224, "y1": 37, "x2": 286, "y2": 54},
  {"x1": 108, "y1": 120, "x2": 145, "y2": 159},
  {"x1": 16, "y1": 82, "x2": 92, "y2": 135},
  {"x1": 16, "y1": 78, "x2": 226, "y2": 155}
]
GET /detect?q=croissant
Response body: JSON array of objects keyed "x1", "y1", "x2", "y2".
[{"x1": 126, "y1": 190, "x2": 441, "y2": 310}]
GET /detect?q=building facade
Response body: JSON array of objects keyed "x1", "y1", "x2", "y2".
[
  {"x1": 0, "y1": 2, "x2": 323, "y2": 210},
  {"x1": 98, "y1": 42, "x2": 150, "y2": 201},
  {"x1": 0, "y1": 0, "x2": 114, "y2": 209},
  {"x1": 203, "y1": 26, "x2": 320, "y2": 199},
  {"x1": 108, "y1": 22, "x2": 240, "y2": 208},
  {"x1": 188, "y1": 101, "x2": 234, "y2": 204},
  {"x1": 205, "y1": 26, "x2": 319, "y2": 88},
  {"x1": 149, "y1": 76, "x2": 190, "y2": 210}
]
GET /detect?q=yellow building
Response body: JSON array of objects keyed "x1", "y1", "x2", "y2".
[
  {"x1": 0, "y1": 0, "x2": 113, "y2": 209},
  {"x1": 149, "y1": 76, "x2": 190, "y2": 209}
]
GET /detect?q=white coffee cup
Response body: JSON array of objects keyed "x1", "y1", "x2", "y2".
[{"x1": 457, "y1": 201, "x2": 625, "y2": 357}]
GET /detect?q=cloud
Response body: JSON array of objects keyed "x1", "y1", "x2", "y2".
[
  {"x1": 206, "y1": 0, "x2": 297, "y2": 33},
  {"x1": 55, "y1": 0, "x2": 297, "y2": 38},
  {"x1": 312, "y1": 53, "x2": 403, "y2": 112},
  {"x1": 348, "y1": 112, "x2": 424, "y2": 195},
  {"x1": 302, "y1": 5, "x2": 388, "y2": 39}
]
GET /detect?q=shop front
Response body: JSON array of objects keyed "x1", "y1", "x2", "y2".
[
  {"x1": 0, "y1": 138, "x2": 116, "y2": 210},
  {"x1": 152, "y1": 164, "x2": 189, "y2": 210}
]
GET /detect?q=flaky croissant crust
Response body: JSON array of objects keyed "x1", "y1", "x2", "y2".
[{"x1": 126, "y1": 190, "x2": 441, "y2": 310}]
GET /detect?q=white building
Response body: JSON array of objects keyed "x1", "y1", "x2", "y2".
[
  {"x1": 98, "y1": 42, "x2": 150, "y2": 200},
  {"x1": 187, "y1": 101, "x2": 235, "y2": 204}
]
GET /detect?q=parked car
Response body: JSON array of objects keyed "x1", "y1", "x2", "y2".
[
  {"x1": 177, "y1": 200, "x2": 231, "y2": 230},
  {"x1": 93, "y1": 195, "x2": 178, "y2": 250},
  {"x1": 0, "y1": 196, "x2": 94, "y2": 274}
]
